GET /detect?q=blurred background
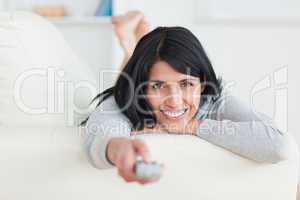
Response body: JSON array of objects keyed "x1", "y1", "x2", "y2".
[{"x1": 0, "y1": 0, "x2": 300, "y2": 173}]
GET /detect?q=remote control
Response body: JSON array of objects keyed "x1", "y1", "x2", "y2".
[{"x1": 135, "y1": 156, "x2": 162, "y2": 179}]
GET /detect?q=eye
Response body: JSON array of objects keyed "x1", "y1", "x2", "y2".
[
  {"x1": 180, "y1": 81, "x2": 194, "y2": 88},
  {"x1": 151, "y1": 82, "x2": 163, "y2": 90}
]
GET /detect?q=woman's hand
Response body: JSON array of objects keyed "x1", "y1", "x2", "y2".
[{"x1": 107, "y1": 137, "x2": 161, "y2": 185}]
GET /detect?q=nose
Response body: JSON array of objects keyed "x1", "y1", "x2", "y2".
[{"x1": 164, "y1": 85, "x2": 184, "y2": 108}]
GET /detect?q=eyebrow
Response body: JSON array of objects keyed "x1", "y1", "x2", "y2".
[{"x1": 149, "y1": 78, "x2": 199, "y2": 83}]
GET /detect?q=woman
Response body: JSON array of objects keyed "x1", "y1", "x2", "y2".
[{"x1": 84, "y1": 11, "x2": 290, "y2": 185}]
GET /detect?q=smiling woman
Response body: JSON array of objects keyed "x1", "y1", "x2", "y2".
[
  {"x1": 111, "y1": 25, "x2": 222, "y2": 132},
  {"x1": 83, "y1": 11, "x2": 291, "y2": 185},
  {"x1": 146, "y1": 61, "x2": 204, "y2": 133}
]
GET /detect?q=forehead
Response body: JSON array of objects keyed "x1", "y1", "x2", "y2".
[{"x1": 149, "y1": 61, "x2": 197, "y2": 81}]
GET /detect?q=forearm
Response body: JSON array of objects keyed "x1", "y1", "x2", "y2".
[
  {"x1": 196, "y1": 119, "x2": 290, "y2": 163},
  {"x1": 84, "y1": 103, "x2": 132, "y2": 169},
  {"x1": 84, "y1": 133, "x2": 117, "y2": 169}
]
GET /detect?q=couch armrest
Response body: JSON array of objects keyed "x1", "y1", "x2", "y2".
[
  {"x1": 130, "y1": 133, "x2": 299, "y2": 200},
  {"x1": 1, "y1": 127, "x2": 298, "y2": 200}
]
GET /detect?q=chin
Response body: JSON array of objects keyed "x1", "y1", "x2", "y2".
[{"x1": 158, "y1": 117, "x2": 190, "y2": 131}]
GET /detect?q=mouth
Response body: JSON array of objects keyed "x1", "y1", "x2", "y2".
[{"x1": 160, "y1": 108, "x2": 188, "y2": 120}]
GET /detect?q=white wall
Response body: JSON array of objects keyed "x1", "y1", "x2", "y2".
[{"x1": 190, "y1": 24, "x2": 299, "y2": 135}]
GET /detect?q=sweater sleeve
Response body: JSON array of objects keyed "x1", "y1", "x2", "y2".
[
  {"x1": 84, "y1": 96, "x2": 132, "y2": 169},
  {"x1": 196, "y1": 93, "x2": 291, "y2": 163}
]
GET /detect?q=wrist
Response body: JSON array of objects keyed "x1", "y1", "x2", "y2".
[{"x1": 106, "y1": 139, "x2": 117, "y2": 165}]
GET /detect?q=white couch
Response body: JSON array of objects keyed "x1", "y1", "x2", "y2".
[{"x1": 0, "y1": 12, "x2": 299, "y2": 200}]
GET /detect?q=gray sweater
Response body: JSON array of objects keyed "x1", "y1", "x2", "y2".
[{"x1": 84, "y1": 90, "x2": 291, "y2": 169}]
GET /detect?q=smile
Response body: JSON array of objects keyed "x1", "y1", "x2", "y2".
[{"x1": 160, "y1": 108, "x2": 188, "y2": 119}]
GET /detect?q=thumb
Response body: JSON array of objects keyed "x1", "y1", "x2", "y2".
[{"x1": 131, "y1": 139, "x2": 151, "y2": 162}]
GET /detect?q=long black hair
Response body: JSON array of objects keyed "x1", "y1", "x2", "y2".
[{"x1": 82, "y1": 26, "x2": 222, "y2": 129}]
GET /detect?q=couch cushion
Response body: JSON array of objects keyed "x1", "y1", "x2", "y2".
[{"x1": 0, "y1": 11, "x2": 97, "y2": 127}]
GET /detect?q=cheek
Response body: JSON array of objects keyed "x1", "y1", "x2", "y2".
[
  {"x1": 184, "y1": 88, "x2": 201, "y2": 109},
  {"x1": 146, "y1": 92, "x2": 162, "y2": 111}
]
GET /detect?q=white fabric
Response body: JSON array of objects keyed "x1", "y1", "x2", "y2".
[
  {"x1": 0, "y1": 126, "x2": 298, "y2": 200},
  {"x1": 0, "y1": 11, "x2": 96, "y2": 127}
]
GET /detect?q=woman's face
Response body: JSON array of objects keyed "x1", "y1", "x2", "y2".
[{"x1": 146, "y1": 61, "x2": 202, "y2": 131}]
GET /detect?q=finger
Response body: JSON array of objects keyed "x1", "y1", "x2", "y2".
[
  {"x1": 137, "y1": 176, "x2": 161, "y2": 185},
  {"x1": 138, "y1": 179, "x2": 155, "y2": 185},
  {"x1": 132, "y1": 139, "x2": 151, "y2": 162},
  {"x1": 120, "y1": 169, "x2": 158, "y2": 185},
  {"x1": 117, "y1": 152, "x2": 136, "y2": 172},
  {"x1": 117, "y1": 155, "x2": 137, "y2": 181},
  {"x1": 120, "y1": 152, "x2": 146, "y2": 181},
  {"x1": 118, "y1": 169, "x2": 135, "y2": 183}
]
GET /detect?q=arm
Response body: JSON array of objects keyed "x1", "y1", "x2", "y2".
[
  {"x1": 196, "y1": 93, "x2": 291, "y2": 163},
  {"x1": 84, "y1": 96, "x2": 132, "y2": 169},
  {"x1": 84, "y1": 96, "x2": 160, "y2": 184}
]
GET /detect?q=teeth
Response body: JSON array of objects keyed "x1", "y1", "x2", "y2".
[{"x1": 162, "y1": 109, "x2": 186, "y2": 118}]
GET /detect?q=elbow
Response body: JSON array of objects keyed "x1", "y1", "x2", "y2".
[
  {"x1": 268, "y1": 148, "x2": 289, "y2": 164},
  {"x1": 265, "y1": 134, "x2": 292, "y2": 164}
]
